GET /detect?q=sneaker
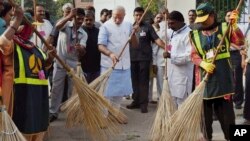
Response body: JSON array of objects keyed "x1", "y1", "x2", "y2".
[{"x1": 49, "y1": 114, "x2": 58, "y2": 122}]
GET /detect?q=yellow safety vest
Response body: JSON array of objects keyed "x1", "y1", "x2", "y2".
[
  {"x1": 14, "y1": 45, "x2": 48, "y2": 85},
  {"x1": 192, "y1": 22, "x2": 230, "y2": 62}
]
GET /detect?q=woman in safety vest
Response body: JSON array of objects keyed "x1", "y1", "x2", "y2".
[{"x1": 11, "y1": 13, "x2": 55, "y2": 141}]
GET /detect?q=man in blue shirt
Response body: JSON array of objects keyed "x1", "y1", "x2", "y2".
[{"x1": 98, "y1": 6, "x2": 138, "y2": 122}]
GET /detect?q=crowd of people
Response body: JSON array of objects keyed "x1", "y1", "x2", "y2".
[{"x1": 0, "y1": 0, "x2": 250, "y2": 141}]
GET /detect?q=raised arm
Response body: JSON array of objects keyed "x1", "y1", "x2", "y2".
[
  {"x1": 3, "y1": 6, "x2": 23, "y2": 40},
  {"x1": 55, "y1": 8, "x2": 76, "y2": 31}
]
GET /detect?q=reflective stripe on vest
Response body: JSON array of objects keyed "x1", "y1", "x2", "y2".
[
  {"x1": 14, "y1": 45, "x2": 48, "y2": 85},
  {"x1": 192, "y1": 22, "x2": 230, "y2": 61}
]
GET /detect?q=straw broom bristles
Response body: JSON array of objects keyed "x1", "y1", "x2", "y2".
[
  {"x1": 6, "y1": 3, "x2": 126, "y2": 139},
  {"x1": 0, "y1": 106, "x2": 27, "y2": 141},
  {"x1": 157, "y1": 1, "x2": 244, "y2": 140},
  {"x1": 151, "y1": 0, "x2": 178, "y2": 139},
  {"x1": 61, "y1": 70, "x2": 127, "y2": 141},
  {"x1": 164, "y1": 81, "x2": 205, "y2": 141},
  {"x1": 62, "y1": 67, "x2": 127, "y2": 126},
  {"x1": 61, "y1": 0, "x2": 154, "y2": 127},
  {"x1": 89, "y1": 67, "x2": 113, "y2": 94},
  {"x1": 61, "y1": 66, "x2": 127, "y2": 128},
  {"x1": 151, "y1": 78, "x2": 176, "y2": 141}
]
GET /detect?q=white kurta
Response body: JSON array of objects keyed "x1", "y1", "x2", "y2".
[
  {"x1": 30, "y1": 19, "x2": 53, "y2": 48},
  {"x1": 164, "y1": 25, "x2": 194, "y2": 99}
]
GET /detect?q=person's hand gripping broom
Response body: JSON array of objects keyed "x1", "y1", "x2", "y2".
[{"x1": 163, "y1": 0, "x2": 244, "y2": 141}]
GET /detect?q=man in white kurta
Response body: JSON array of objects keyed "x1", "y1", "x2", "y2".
[
  {"x1": 29, "y1": 5, "x2": 53, "y2": 48},
  {"x1": 98, "y1": 6, "x2": 137, "y2": 119},
  {"x1": 163, "y1": 11, "x2": 194, "y2": 107}
]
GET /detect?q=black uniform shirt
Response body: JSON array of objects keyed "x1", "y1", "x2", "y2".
[
  {"x1": 81, "y1": 26, "x2": 100, "y2": 72},
  {"x1": 130, "y1": 22, "x2": 159, "y2": 61}
]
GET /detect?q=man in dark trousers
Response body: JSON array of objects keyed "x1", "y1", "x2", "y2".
[
  {"x1": 81, "y1": 10, "x2": 100, "y2": 83},
  {"x1": 126, "y1": 7, "x2": 165, "y2": 113},
  {"x1": 242, "y1": 46, "x2": 250, "y2": 124},
  {"x1": 190, "y1": 2, "x2": 244, "y2": 140},
  {"x1": 225, "y1": 10, "x2": 245, "y2": 109}
]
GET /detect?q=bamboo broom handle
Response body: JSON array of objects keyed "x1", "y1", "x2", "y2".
[
  {"x1": 204, "y1": 0, "x2": 243, "y2": 81},
  {"x1": 164, "y1": 0, "x2": 168, "y2": 45},
  {"x1": 163, "y1": 0, "x2": 168, "y2": 76},
  {"x1": 72, "y1": 0, "x2": 78, "y2": 44},
  {"x1": 72, "y1": 0, "x2": 82, "y2": 61},
  {"x1": 33, "y1": 0, "x2": 38, "y2": 46},
  {"x1": 8, "y1": 0, "x2": 72, "y2": 73},
  {"x1": 112, "y1": 0, "x2": 154, "y2": 68}
]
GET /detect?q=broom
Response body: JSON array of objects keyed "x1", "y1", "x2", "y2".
[
  {"x1": 60, "y1": 0, "x2": 155, "y2": 126},
  {"x1": 59, "y1": 62, "x2": 87, "y2": 128},
  {"x1": 163, "y1": 0, "x2": 244, "y2": 141},
  {"x1": 7, "y1": 1, "x2": 127, "y2": 140},
  {"x1": 150, "y1": 1, "x2": 177, "y2": 140},
  {"x1": 60, "y1": 67, "x2": 116, "y2": 128},
  {"x1": 89, "y1": 0, "x2": 155, "y2": 95},
  {"x1": 0, "y1": 100, "x2": 27, "y2": 141}
]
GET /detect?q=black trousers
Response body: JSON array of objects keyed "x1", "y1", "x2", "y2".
[
  {"x1": 203, "y1": 98, "x2": 235, "y2": 140},
  {"x1": 230, "y1": 51, "x2": 244, "y2": 106},
  {"x1": 131, "y1": 61, "x2": 150, "y2": 106},
  {"x1": 244, "y1": 64, "x2": 250, "y2": 120}
]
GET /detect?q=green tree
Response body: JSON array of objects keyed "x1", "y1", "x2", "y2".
[
  {"x1": 18, "y1": 0, "x2": 57, "y2": 22},
  {"x1": 197, "y1": 0, "x2": 246, "y2": 22},
  {"x1": 54, "y1": 0, "x2": 72, "y2": 20},
  {"x1": 138, "y1": 0, "x2": 159, "y2": 15},
  {"x1": 137, "y1": 0, "x2": 165, "y2": 23}
]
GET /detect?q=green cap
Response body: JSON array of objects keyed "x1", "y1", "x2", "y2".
[{"x1": 195, "y1": 2, "x2": 214, "y2": 23}]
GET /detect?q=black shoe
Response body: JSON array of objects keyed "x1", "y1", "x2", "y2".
[
  {"x1": 235, "y1": 105, "x2": 242, "y2": 109},
  {"x1": 49, "y1": 114, "x2": 58, "y2": 122},
  {"x1": 140, "y1": 105, "x2": 148, "y2": 113},
  {"x1": 149, "y1": 100, "x2": 157, "y2": 104},
  {"x1": 126, "y1": 103, "x2": 140, "y2": 109}
]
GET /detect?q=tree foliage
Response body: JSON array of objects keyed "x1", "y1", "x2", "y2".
[
  {"x1": 197, "y1": 0, "x2": 246, "y2": 22},
  {"x1": 16, "y1": 0, "x2": 246, "y2": 23},
  {"x1": 16, "y1": 0, "x2": 58, "y2": 22},
  {"x1": 138, "y1": 0, "x2": 161, "y2": 15},
  {"x1": 54, "y1": 0, "x2": 72, "y2": 20},
  {"x1": 137, "y1": 0, "x2": 165, "y2": 23}
]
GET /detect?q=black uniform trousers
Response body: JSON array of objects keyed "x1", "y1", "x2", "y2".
[
  {"x1": 244, "y1": 63, "x2": 250, "y2": 120},
  {"x1": 203, "y1": 98, "x2": 235, "y2": 140},
  {"x1": 230, "y1": 51, "x2": 244, "y2": 107},
  {"x1": 131, "y1": 61, "x2": 150, "y2": 107}
]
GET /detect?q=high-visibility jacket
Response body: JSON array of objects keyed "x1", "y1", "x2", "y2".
[
  {"x1": 190, "y1": 22, "x2": 234, "y2": 99},
  {"x1": 13, "y1": 44, "x2": 49, "y2": 134},
  {"x1": 14, "y1": 45, "x2": 48, "y2": 85},
  {"x1": 192, "y1": 22, "x2": 230, "y2": 62}
]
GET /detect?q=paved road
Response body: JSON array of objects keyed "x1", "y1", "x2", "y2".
[{"x1": 44, "y1": 97, "x2": 244, "y2": 141}]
